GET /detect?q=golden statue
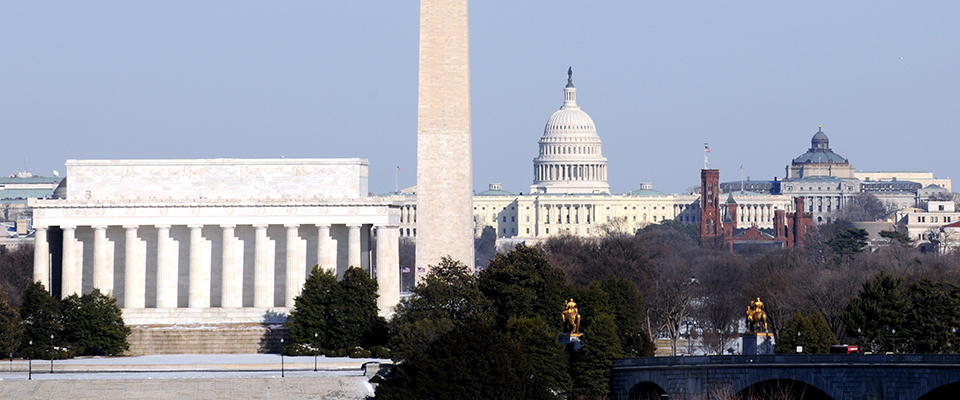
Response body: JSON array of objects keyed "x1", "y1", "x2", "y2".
[
  {"x1": 746, "y1": 297, "x2": 768, "y2": 333},
  {"x1": 562, "y1": 298, "x2": 581, "y2": 334}
]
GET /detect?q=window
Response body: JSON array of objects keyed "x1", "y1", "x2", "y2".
[
  {"x1": 546, "y1": 228, "x2": 550, "y2": 234},
  {"x1": 526, "y1": 228, "x2": 530, "y2": 234},
  {"x1": 526, "y1": 216, "x2": 530, "y2": 222},
  {"x1": 511, "y1": 216, "x2": 515, "y2": 222},
  {"x1": 503, "y1": 216, "x2": 507, "y2": 222}
]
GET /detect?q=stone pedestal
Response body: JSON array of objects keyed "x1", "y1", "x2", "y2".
[
  {"x1": 558, "y1": 333, "x2": 582, "y2": 350},
  {"x1": 742, "y1": 332, "x2": 775, "y2": 355}
]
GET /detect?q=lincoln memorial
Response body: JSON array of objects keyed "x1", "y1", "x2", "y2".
[{"x1": 29, "y1": 159, "x2": 401, "y2": 351}]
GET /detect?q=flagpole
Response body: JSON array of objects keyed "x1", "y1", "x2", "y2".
[
  {"x1": 740, "y1": 165, "x2": 744, "y2": 194},
  {"x1": 395, "y1": 166, "x2": 399, "y2": 194},
  {"x1": 703, "y1": 143, "x2": 709, "y2": 169}
]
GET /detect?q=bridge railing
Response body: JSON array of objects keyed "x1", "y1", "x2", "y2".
[{"x1": 613, "y1": 354, "x2": 960, "y2": 368}]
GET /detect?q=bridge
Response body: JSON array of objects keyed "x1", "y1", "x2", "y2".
[{"x1": 612, "y1": 354, "x2": 960, "y2": 399}]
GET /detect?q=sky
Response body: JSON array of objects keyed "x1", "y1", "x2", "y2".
[{"x1": 2, "y1": 2, "x2": 958, "y2": 195}]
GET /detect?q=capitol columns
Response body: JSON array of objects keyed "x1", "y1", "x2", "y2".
[
  {"x1": 253, "y1": 224, "x2": 274, "y2": 308},
  {"x1": 347, "y1": 223, "x2": 362, "y2": 269},
  {"x1": 375, "y1": 224, "x2": 400, "y2": 318},
  {"x1": 187, "y1": 225, "x2": 210, "y2": 309},
  {"x1": 317, "y1": 224, "x2": 335, "y2": 275},
  {"x1": 91, "y1": 225, "x2": 113, "y2": 296},
  {"x1": 124, "y1": 225, "x2": 146, "y2": 309},
  {"x1": 61, "y1": 225, "x2": 80, "y2": 297},
  {"x1": 156, "y1": 225, "x2": 178, "y2": 309},
  {"x1": 284, "y1": 224, "x2": 306, "y2": 308},
  {"x1": 221, "y1": 224, "x2": 243, "y2": 308},
  {"x1": 32, "y1": 225, "x2": 49, "y2": 288}
]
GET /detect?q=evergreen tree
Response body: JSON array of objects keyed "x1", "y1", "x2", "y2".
[
  {"x1": 328, "y1": 267, "x2": 386, "y2": 349},
  {"x1": 506, "y1": 317, "x2": 571, "y2": 398},
  {"x1": 904, "y1": 279, "x2": 960, "y2": 353},
  {"x1": 18, "y1": 282, "x2": 61, "y2": 359},
  {"x1": 0, "y1": 288, "x2": 23, "y2": 357},
  {"x1": 288, "y1": 266, "x2": 339, "y2": 351},
  {"x1": 61, "y1": 289, "x2": 130, "y2": 356},
  {"x1": 287, "y1": 266, "x2": 385, "y2": 352},
  {"x1": 392, "y1": 257, "x2": 494, "y2": 328},
  {"x1": 776, "y1": 311, "x2": 837, "y2": 354},
  {"x1": 826, "y1": 228, "x2": 869, "y2": 265},
  {"x1": 842, "y1": 272, "x2": 908, "y2": 352},
  {"x1": 600, "y1": 275, "x2": 655, "y2": 357},
  {"x1": 569, "y1": 313, "x2": 622, "y2": 399},
  {"x1": 376, "y1": 323, "x2": 543, "y2": 400},
  {"x1": 478, "y1": 244, "x2": 567, "y2": 330},
  {"x1": 390, "y1": 257, "x2": 494, "y2": 361}
]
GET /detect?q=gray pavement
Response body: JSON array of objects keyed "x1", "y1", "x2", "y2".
[{"x1": 0, "y1": 354, "x2": 383, "y2": 399}]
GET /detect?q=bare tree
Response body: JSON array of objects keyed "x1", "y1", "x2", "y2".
[
  {"x1": 693, "y1": 254, "x2": 747, "y2": 354},
  {"x1": 835, "y1": 192, "x2": 888, "y2": 222},
  {"x1": 650, "y1": 256, "x2": 697, "y2": 356},
  {"x1": 0, "y1": 244, "x2": 34, "y2": 307}
]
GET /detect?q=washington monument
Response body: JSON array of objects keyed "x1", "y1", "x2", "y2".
[{"x1": 415, "y1": 0, "x2": 474, "y2": 276}]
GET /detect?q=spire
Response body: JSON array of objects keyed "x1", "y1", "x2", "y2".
[{"x1": 563, "y1": 67, "x2": 577, "y2": 108}]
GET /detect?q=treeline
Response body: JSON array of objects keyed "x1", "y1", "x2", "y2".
[
  {"x1": 375, "y1": 246, "x2": 653, "y2": 400},
  {"x1": 543, "y1": 220, "x2": 960, "y2": 355}
]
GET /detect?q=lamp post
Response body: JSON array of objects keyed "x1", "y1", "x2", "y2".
[
  {"x1": 796, "y1": 331, "x2": 802, "y2": 354},
  {"x1": 28, "y1": 340, "x2": 32, "y2": 380},
  {"x1": 279, "y1": 338, "x2": 285, "y2": 377},
  {"x1": 314, "y1": 332, "x2": 319, "y2": 372},
  {"x1": 50, "y1": 334, "x2": 54, "y2": 373},
  {"x1": 891, "y1": 328, "x2": 896, "y2": 353}
]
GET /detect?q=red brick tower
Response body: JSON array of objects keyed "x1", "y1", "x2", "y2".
[{"x1": 699, "y1": 169, "x2": 721, "y2": 242}]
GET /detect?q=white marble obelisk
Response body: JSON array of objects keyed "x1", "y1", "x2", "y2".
[{"x1": 415, "y1": 0, "x2": 474, "y2": 278}]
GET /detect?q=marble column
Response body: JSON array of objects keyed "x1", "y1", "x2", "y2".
[
  {"x1": 33, "y1": 226, "x2": 49, "y2": 288},
  {"x1": 61, "y1": 226, "x2": 79, "y2": 297},
  {"x1": 347, "y1": 223, "x2": 362, "y2": 268},
  {"x1": 92, "y1": 225, "x2": 113, "y2": 295},
  {"x1": 375, "y1": 225, "x2": 400, "y2": 318},
  {"x1": 253, "y1": 224, "x2": 273, "y2": 308},
  {"x1": 317, "y1": 224, "x2": 334, "y2": 274},
  {"x1": 284, "y1": 224, "x2": 303, "y2": 307},
  {"x1": 221, "y1": 225, "x2": 242, "y2": 308},
  {"x1": 156, "y1": 225, "x2": 178, "y2": 309},
  {"x1": 188, "y1": 225, "x2": 209, "y2": 308},
  {"x1": 124, "y1": 225, "x2": 145, "y2": 309}
]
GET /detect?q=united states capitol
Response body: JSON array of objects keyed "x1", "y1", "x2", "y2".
[{"x1": 383, "y1": 72, "x2": 952, "y2": 247}]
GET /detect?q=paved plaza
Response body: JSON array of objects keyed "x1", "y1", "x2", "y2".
[{"x1": 0, "y1": 354, "x2": 381, "y2": 399}]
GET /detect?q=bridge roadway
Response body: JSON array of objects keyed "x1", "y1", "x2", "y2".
[{"x1": 612, "y1": 354, "x2": 960, "y2": 400}]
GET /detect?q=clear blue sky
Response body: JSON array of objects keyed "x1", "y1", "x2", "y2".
[{"x1": 2, "y1": 2, "x2": 958, "y2": 195}]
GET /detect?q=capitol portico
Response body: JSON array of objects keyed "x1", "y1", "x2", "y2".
[{"x1": 31, "y1": 159, "x2": 402, "y2": 327}]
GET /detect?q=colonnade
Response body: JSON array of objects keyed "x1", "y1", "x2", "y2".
[
  {"x1": 33, "y1": 223, "x2": 399, "y2": 312},
  {"x1": 736, "y1": 204, "x2": 775, "y2": 224},
  {"x1": 539, "y1": 203, "x2": 595, "y2": 225},
  {"x1": 535, "y1": 163, "x2": 606, "y2": 183},
  {"x1": 804, "y1": 196, "x2": 843, "y2": 213}
]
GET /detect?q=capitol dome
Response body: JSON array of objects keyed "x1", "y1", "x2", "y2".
[{"x1": 530, "y1": 69, "x2": 610, "y2": 195}]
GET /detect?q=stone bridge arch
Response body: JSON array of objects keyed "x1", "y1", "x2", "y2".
[
  {"x1": 735, "y1": 378, "x2": 832, "y2": 400},
  {"x1": 626, "y1": 381, "x2": 667, "y2": 400}
]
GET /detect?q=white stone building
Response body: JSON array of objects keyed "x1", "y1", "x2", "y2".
[
  {"x1": 893, "y1": 201, "x2": 960, "y2": 246},
  {"x1": 31, "y1": 158, "x2": 402, "y2": 327}
]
